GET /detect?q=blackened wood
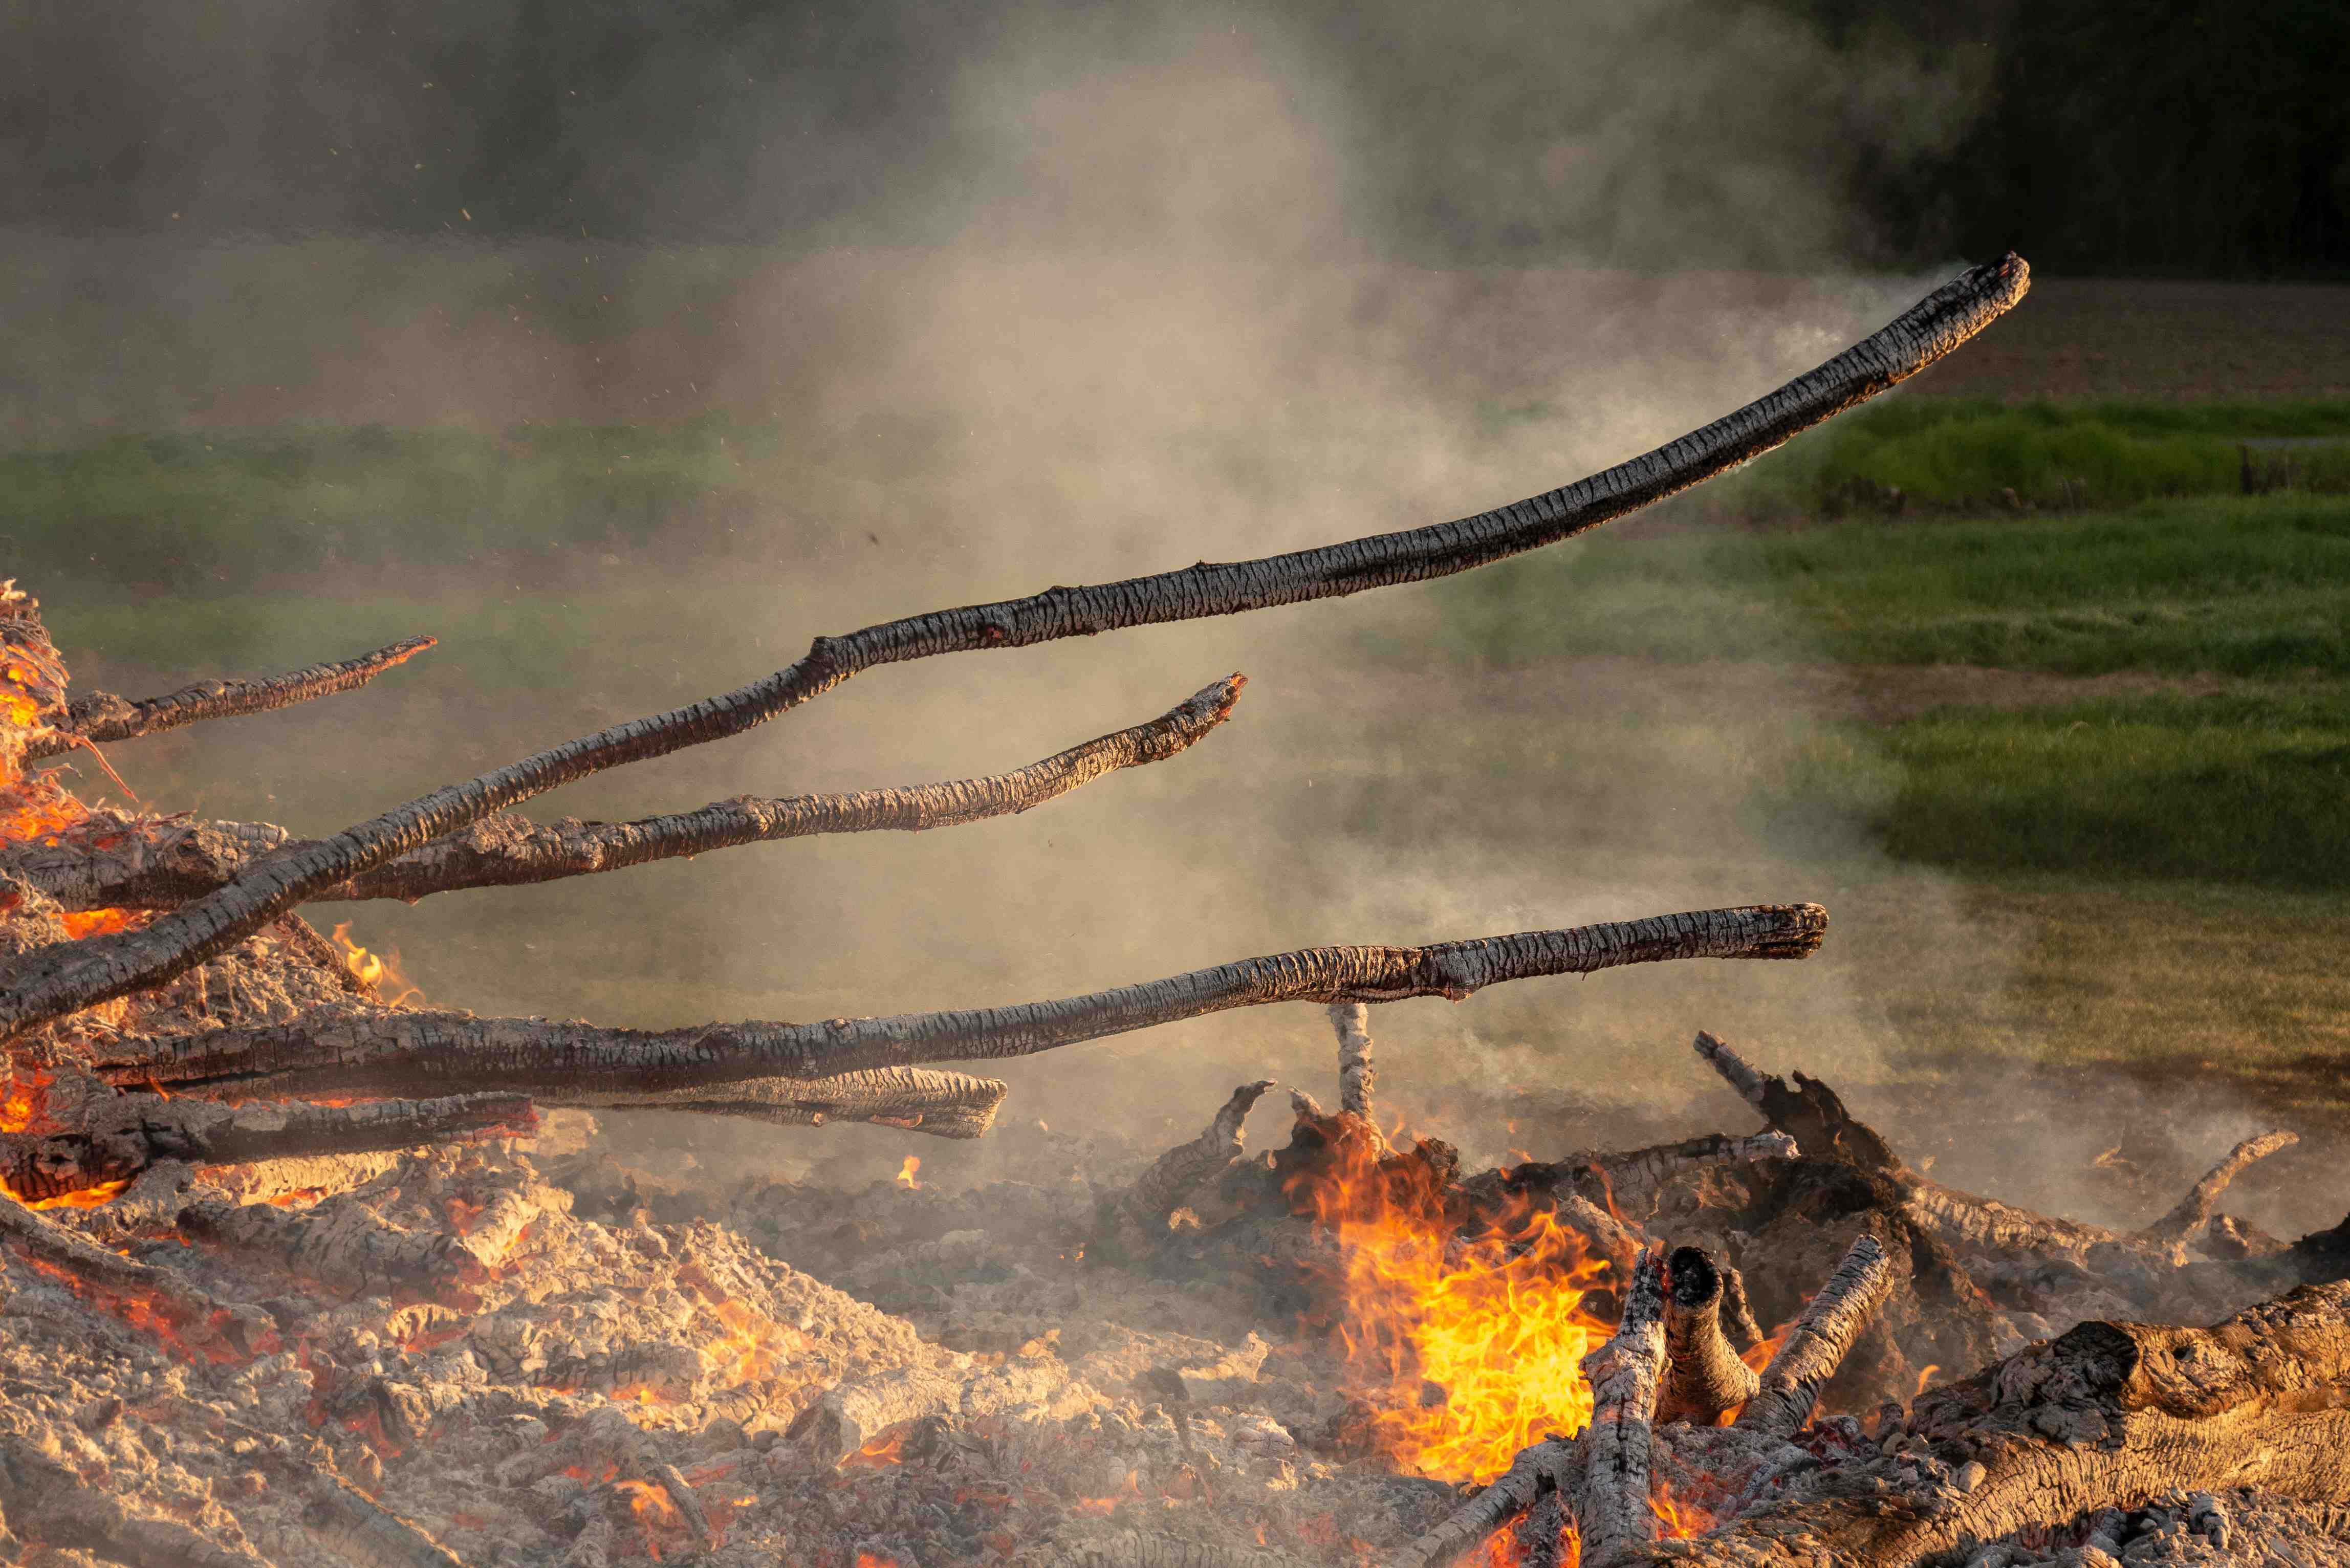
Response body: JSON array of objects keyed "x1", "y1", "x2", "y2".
[
  {"x1": 101, "y1": 904, "x2": 1829, "y2": 1100},
  {"x1": 0, "y1": 257, "x2": 2025, "y2": 1042},
  {"x1": 22, "y1": 636, "x2": 436, "y2": 761},
  {"x1": 1658, "y1": 1247, "x2": 1761, "y2": 1426},
  {"x1": 1734, "y1": 1234, "x2": 1894, "y2": 1440}
]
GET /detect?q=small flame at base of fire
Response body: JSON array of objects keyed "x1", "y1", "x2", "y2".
[{"x1": 895, "y1": 1156, "x2": 922, "y2": 1190}]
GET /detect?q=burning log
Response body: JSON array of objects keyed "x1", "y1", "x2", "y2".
[
  {"x1": 1619, "y1": 1281, "x2": 2350, "y2": 1567},
  {"x1": 0, "y1": 1089, "x2": 533, "y2": 1203},
  {"x1": 0, "y1": 256, "x2": 2027, "y2": 1042},
  {"x1": 1732, "y1": 1233, "x2": 1894, "y2": 1439},
  {"x1": 1100, "y1": 1079, "x2": 1277, "y2": 1257},
  {"x1": 15, "y1": 674, "x2": 1247, "y2": 912},
  {"x1": 21, "y1": 636, "x2": 438, "y2": 763},
  {"x1": 1579, "y1": 1248, "x2": 1669, "y2": 1566},
  {"x1": 101, "y1": 904, "x2": 1832, "y2": 1103},
  {"x1": 1656, "y1": 1247, "x2": 1760, "y2": 1427}
]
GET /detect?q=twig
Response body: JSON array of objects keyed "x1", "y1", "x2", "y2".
[
  {"x1": 1330, "y1": 1002, "x2": 1375, "y2": 1119},
  {"x1": 2139, "y1": 1130, "x2": 2298, "y2": 1255},
  {"x1": 24, "y1": 636, "x2": 437, "y2": 760},
  {"x1": 0, "y1": 256, "x2": 2026, "y2": 1041},
  {"x1": 101, "y1": 904, "x2": 1831, "y2": 1100}
]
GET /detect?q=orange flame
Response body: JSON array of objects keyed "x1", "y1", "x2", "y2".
[
  {"x1": 1913, "y1": 1363, "x2": 1942, "y2": 1398},
  {"x1": 1290, "y1": 1126, "x2": 1614, "y2": 1482},
  {"x1": 895, "y1": 1156, "x2": 922, "y2": 1189},
  {"x1": 329, "y1": 922, "x2": 423, "y2": 1006},
  {"x1": 4, "y1": 1177, "x2": 132, "y2": 1211},
  {"x1": 616, "y1": 1479, "x2": 684, "y2": 1559},
  {"x1": 0, "y1": 1071, "x2": 51, "y2": 1135}
]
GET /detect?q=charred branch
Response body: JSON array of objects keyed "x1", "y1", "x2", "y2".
[
  {"x1": 15, "y1": 676, "x2": 1246, "y2": 911},
  {"x1": 1579, "y1": 1248, "x2": 1668, "y2": 1567},
  {"x1": 1, "y1": 1090, "x2": 533, "y2": 1203},
  {"x1": 1734, "y1": 1234, "x2": 1895, "y2": 1440},
  {"x1": 0, "y1": 257, "x2": 2025, "y2": 1042},
  {"x1": 1474, "y1": 1130, "x2": 1798, "y2": 1227},
  {"x1": 2139, "y1": 1129, "x2": 2299, "y2": 1258},
  {"x1": 564, "y1": 1065, "x2": 1012, "y2": 1139},
  {"x1": 177, "y1": 1193, "x2": 492, "y2": 1302},
  {"x1": 1388, "y1": 1435, "x2": 1583, "y2": 1568},
  {"x1": 1691, "y1": 1031, "x2": 1897, "y2": 1174},
  {"x1": 102, "y1": 904, "x2": 1831, "y2": 1101},
  {"x1": 1106, "y1": 1079, "x2": 1275, "y2": 1250},
  {"x1": 23, "y1": 637, "x2": 437, "y2": 761},
  {"x1": 1657, "y1": 1246, "x2": 1761, "y2": 1427},
  {"x1": 0, "y1": 1186, "x2": 270, "y2": 1354}
]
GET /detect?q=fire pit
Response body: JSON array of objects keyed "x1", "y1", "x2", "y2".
[{"x1": 7, "y1": 254, "x2": 2339, "y2": 1568}]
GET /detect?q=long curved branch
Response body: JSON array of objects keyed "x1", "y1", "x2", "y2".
[
  {"x1": 0, "y1": 257, "x2": 2024, "y2": 1040},
  {"x1": 97, "y1": 903, "x2": 1830, "y2": 1100},
  {"x1": 23, "y1": 636, "x2": 437, "y2": 761},
  {"x1": 11, "y1": 674, "x2": 1244, "y2": 911}
]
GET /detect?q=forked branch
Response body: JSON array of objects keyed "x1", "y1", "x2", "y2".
[
  {"x1": 101, "y1": 904, "x2": 1830, "y2": 1100},
  {"x1": 23, "y1": 636, "x2": 437, "y2": 761},
  {"x1": 12, "y1": 674, "x2": 1245, "y2": 910},
  {"x1": 0, "y1": 256, "x2": 2025, "y2": 1040}
]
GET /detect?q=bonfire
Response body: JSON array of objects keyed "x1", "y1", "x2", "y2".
[{"x1": 5, "y1": 253, "x2": 2346, "y2": 1568}]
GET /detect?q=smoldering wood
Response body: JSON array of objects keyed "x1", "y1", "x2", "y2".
[
  {"x1": 1579, "y1": 1248, "x2": 1668, "y2": 1568},
  {"x1": 177, "y1": 1193, "x2": 494, "y2": 1301},
  {"x1": 1388, "y1": 1435, "x2": 1583, "y2": 1568},
  {"x1": 21, "y1": 636, "x2": 437, "y2": 762},
  {"x1": 0, "y1": 1090, "x2": 534, "y2": 1202},
  {"x1": 2139, "y1": 1128, "x2": 2299, "y2": 1256},
  {"x1": 1105, "y1": 1080, "x2": 1276, "y2": 1250},
  {"x1": 1657, "y1": 1246, "x2": 1761, "y2": 1427},
  {"x1": 101, "y1": 904, "x2": 1830, "y2": 1102},
  {"x1": 1690, "y1": 1030, "x2": 1896, "y2": 1174},
  {"x1": 1733, "y1": 1233, "x2": 1894, "y2": 1440},
  {"x1": 13, "y1": 674, "x2": 1247, "y2": 912},
  {"x1": 0, "y1": 257, "x2": 2026, "y2": 1044},
  {"x1": 0, "y1": 1430, "x2": 279, "y2": 1568},
  {"x1": 1468, "y1": 1130, "x2": 1799, "y2": 1226},
  {"x1": 562, "y1": 1065, "x2": 1013, "y2": 1139},
  {"x1": 0, "y1": 1186, "x2": 269, "y2": 1352},
  {"x1": 1624, "y1": 1282, "x2": 2350, "y2": 1568}
]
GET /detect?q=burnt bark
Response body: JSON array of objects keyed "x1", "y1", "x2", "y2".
[
  {"x1": 1735, "y1": 1233, "x2": 1894, "y2": 1439},
  {"x1": 1625, "y1": 1282, "x2": 2350, "y2": 1567},
  {"x1": 0, "y1": 256, "x2": 2027, "y2": 1043},
  {"x1": 12, "y1": 675, "x2": 1245, "y2": 911},
  {"x1": 1658, "y1": 1246, "x2": 1761, "y2": 1427},
  {"x1": 1580, "y1": 1248, "x2": 1668, "y2": 1567},
  {"x1": 0, "y1": 1090, "x2": 533, "y2": 1202},
  {"x1": 100, "y1": 905, "x2": 1830, "y2": 1101},
  {"x1": 23, "y1": 636, "x2": 436, "y2": 761}
]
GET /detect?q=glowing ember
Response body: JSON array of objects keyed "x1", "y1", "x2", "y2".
[
  {"x1": 841, "y1": 1426, "x2": 909, "y2": 1470},
  {"x1": 616, "y1": 1478, "x2": 685, "y2": 1559},
  {"x1": 1289, "y1": 1123, "x2": 1613, "y2": 1483},
  {"x1": 59, "y1": 907, "x2": 143, "y2": 940},
  {"x1": 8, "y1": 1177, "x2": 132, "y2": 1211},
  {"x1": 1914, "y1": 1362, "x2": 1943, "y2": 1397},
  {"x1": 895, "y1": 1155, "x2": 922, "y2": 1189},
  {"x1": 0, "y1": 1071, "x2": 49, "y2": 1134}
]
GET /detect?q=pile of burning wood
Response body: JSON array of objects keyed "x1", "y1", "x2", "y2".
[{"x1": 6, "y1": 254, "x2": 2348, "y2": 1567}]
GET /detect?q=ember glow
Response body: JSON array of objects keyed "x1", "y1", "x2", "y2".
[{"x1": 896, "y1": 1155, "x2": 922, "y2": 1189}]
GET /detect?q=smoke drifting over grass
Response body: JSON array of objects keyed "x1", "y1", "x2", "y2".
[{"x1": 20, "y1": 1, "x2": 2314, "y2": 1236}]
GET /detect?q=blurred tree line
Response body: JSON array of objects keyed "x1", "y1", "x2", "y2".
[{"x1": 4, "y1": 0, "x2": 2344, "y2": 276}]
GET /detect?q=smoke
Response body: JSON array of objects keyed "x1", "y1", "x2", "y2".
[{"x1": 23, "y1": 1, "x2": 2305, "y2": 1234}]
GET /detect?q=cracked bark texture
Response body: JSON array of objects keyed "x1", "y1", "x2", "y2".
[
  {"x1": 12, "y1": 674, "x2": 1245, "y2": 911},
  {"x1": 23, "y1": 636, "x2": 436, "y2": 761},
  {"x1": 1735, "y1": 1234, "x2": 1895, "y2": 1440},
  {"x1": 0, "y1": 1090, "x2": 533, "y2": 1202},
  {"x1": 0, "y1": 255, "x2": 2025, "y2": 1042},
  {"x1": 1581, "y1": 1249, "x2": 1668, "y2": 1567},
  {"x1": 1659, "y1": 1246, "x2": 1762, "y2": 1426},
  {"x1": 101, "y1": 904, "x2": 1829, "y2": 1100},
  {"x1": 1626, "y1": 1282, "x2": 2350, "y2": 1567}
]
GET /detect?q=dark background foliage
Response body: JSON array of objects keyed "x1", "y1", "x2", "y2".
[{"x1": 7, "y1": 0, "x2": 2344, "y2": 274}]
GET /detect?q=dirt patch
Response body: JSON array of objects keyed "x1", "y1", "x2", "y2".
[{"x1": 1906, "y1": 276, "x2": 2350, "y2": 404}]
